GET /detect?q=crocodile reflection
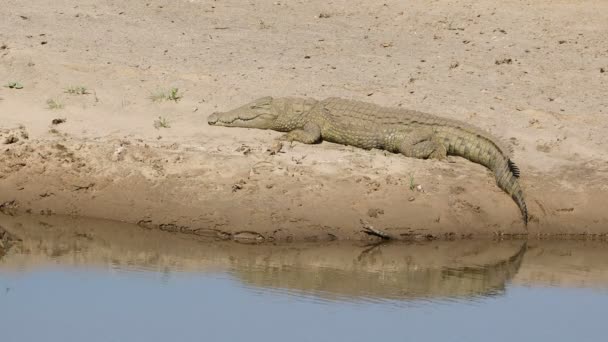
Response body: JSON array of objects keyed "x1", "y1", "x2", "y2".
[
  {"x1": 232, "y1": 242, "x2": 526, "y2": 301},
  {"x1": 0, "y1": 225, "x2": 19, "y2": 259},
  {"x1": 1, "y1": 214, "x2": 526, "y2": 302}
]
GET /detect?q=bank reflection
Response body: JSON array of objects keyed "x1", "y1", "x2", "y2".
[{"x1": 1, "y1": 214, "x2": 607, "y2": 303}]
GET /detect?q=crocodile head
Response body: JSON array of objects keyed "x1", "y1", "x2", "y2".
[{"x1": 208, "y1": 96, "x2": 278, "y2": 129}]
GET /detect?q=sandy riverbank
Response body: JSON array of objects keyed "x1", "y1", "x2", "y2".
[{"x1": 1, "y1": 0, "x2": 607, "y2": 240}]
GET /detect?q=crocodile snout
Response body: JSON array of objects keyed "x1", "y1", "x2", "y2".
[{"x1": 207, "y1": 112, "x2": 219, "y2": 125}]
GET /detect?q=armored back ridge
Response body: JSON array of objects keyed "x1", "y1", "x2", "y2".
[{"x1": 208, "y1": 97, "x2": 528, "y2": 224}]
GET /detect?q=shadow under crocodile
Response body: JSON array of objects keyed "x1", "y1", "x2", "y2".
[{"x1": 1, "y1": 214, "x2": 607, "y2": 303}]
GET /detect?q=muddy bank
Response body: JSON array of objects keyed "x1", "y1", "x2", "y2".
[
  {"x1": 1, "y1": 130, "x2": 607, "y2": 241},
  {"x1": 1, "y1": 0, "x2": 608, "y2": 240},
  {"x1": 2, "y1": 215, "x2": 608, "y2": 301}
]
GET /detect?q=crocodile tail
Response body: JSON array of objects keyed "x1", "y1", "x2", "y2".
[
  {"x1": 511, "y1": 186, "x2": 528, "y2": 225},
  {"x1": 494, "y1": 157, "x2": 528, "y2": 225},
  {"x1": 439, "y1": 128, "x2": 528, "y2": 224}
]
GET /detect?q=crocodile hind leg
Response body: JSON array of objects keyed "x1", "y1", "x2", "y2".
[
  {"x1": 279, "y1": 122, "x2": 322, "y2": 144},
  {"x1": 397, "y1": 132, "x2": 447, "y2": 160}
]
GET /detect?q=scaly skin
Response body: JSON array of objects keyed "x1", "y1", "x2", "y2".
[{"x1": 208, "y1": 97, "x2": 528, "y2": 224}]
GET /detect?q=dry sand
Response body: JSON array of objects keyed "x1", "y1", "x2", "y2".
[{"x1": 1, "y1": 0, "x2": 607, "y2": 241}]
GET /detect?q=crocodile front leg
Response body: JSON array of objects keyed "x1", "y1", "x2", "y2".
[{"x1": 279, "y1": 122, "x2": 322, "y2": 144}]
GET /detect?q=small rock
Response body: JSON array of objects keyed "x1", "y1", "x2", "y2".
[
  {"x1": 111, "y1": 146, "x2": 127, "y2": 162},
  {"x1": 232, "y1": 179, "x2": 246, "y2": 192},
  {"x1": 51, "y1": 118, "x2": 66, "y2": 125},
  {"x1": 408, "y1": 196, "x2": 415, "y2": 202},
  {"x1": 235, "y1": 144, "x2": 251, "y2": 155},
  {"x1": 268, "y1": 141, "x2": 284, "y2": 155}
]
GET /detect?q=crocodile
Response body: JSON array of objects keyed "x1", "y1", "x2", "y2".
[{"x1": 208, "y1": 97, "x2": 528, "y2": 224}]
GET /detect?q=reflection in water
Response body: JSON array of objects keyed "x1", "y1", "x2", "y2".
[
  {"x1": 0, "y1": 225, "x2": 18, "y2": 258},
  {"x1": 1, "y1": 215, "x2": 608, "y2": 342},
  {"x1": 0, "y1": 214, "x2": 530, "y2": 302},
  {"x1": 233, "y1": 242, "x2": 526, "y2": 303},
  {"x1": 1, "y1": 214, "x2": 607, "y2": 302}
]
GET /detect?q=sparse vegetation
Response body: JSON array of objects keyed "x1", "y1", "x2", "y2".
[
  {"x1": 409, "y1": 173, "x2": 416, "y2": 191},
  {"x1": 46, "y1": 99, "x2": 63, "y2": 110},
  {"x1": 64, "y1": 86, "x2": 89, "y2": 95},
  {"x1": 153, "y1": 116, "x2": 170, "y2": 129},
  {"x1": 167, "y1": 88, "x2": 182, "y2": 102},
  {"x1": 150, "y1": 87, "x2": 182, "y2": 103},
  {"x1": 149, "y1": 92, "x2": 165, "y2": 102},
  {"x1": 4, "y1": 81, "x2": 23, "y2": 89}
]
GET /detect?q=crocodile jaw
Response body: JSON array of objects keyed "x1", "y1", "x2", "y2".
[{"x1": 208, "y1": 96, "x2": 277, "y2": 129}]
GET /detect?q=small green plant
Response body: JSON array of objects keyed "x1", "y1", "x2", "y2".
[
  {"x1": 409, "y1": 173, "x2": 416, "y2": 191},
  {"x1": 167, "y1": 88, "x2": 182, "y2": 102},
  {"x1": 4, "y1": 81, "x2": 23, "y2": 89},
  {"x1": 150, "y1": 88, "x2": 182, "y2": 103},
  {"x1": 153, "y1": 116, "x2": 170, "y2": 129},
  {"x1": 64, "y1": 86, "x2": 89, "y2": 95},
  {"x1": 46, "y1": 99, "x2": 64, "y2": 110}
]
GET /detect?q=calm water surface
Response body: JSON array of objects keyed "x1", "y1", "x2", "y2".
[{"x1": 1, "y1": 215, "x2": 607, "y2": 342}]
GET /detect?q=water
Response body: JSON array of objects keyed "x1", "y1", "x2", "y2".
[{"x1": 1, "y1": 215, "x2": 607, "y2": 342}]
